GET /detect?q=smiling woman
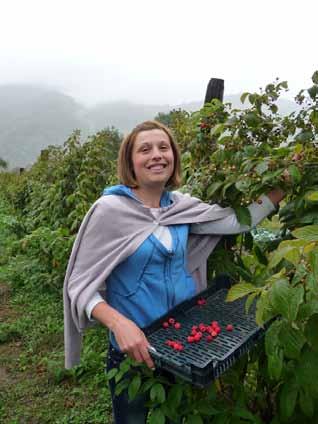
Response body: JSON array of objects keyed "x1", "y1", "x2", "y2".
[{"x1": 63, "y1": 120, "x2": 285, "y2": 424}]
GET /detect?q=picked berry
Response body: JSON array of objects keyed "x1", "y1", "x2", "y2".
[
  {"x1": 174, "y1": 322, "x2": 181, "y2": 330},
  {"x1": 168, "y1": 318, "x2": 175, "y2": 325},
  {"x1": 226, "y1": 324, "x2": 234, "y2": 331},
  {"x1": 162, "y1": 322, "x2": 169, "y2": 329},
  {"x1": 206, "y1": 335, "x2": 213, "y2": 342}
]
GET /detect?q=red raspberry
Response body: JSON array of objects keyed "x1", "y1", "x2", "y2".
[
  {"x1": 226, "y1": 324, "x2": 234, "y2": 331},
  {"x1": 191, "y1": 329, "x2": 197, "y2": 336},
  {"x1": 206, "y1": 325, "x2": 212, "y2": 333},
  {"x1": 214, "y1": 327, "x2": 221, "y2": 334},
  {"x1": 194, "y1": 332, "x2": 202, "y2": 341},
  {"x1": 165, "y1": 340, "x2": 172, "y2": 346},
  {"x1": 162, "y1": 322, "x2": 169, "y2": 328},
  {"x1": 211, "y1": 330, "x2": 217, "y2": 337},
  {"x1": 206, "y1": 335, "x2": 213, "y2": 342},
  {"x1": 192, "y1": 325, "x2": 198, "y2": 331},
  {"x1": 199, "y1": 324, "x2": 206, "y2": 332},
  {"x1": 211, "y1": 321, "x2": 218, "y2": 327},
  {"x1": 174, "y1": 322, "x2": 181, "y2": 330},
  {"x1": 168, "y1": 318, "x2": 175, "y2": 325},
  {"x1": 187, "y1": 336, "x2": 195, "y2": 343}
]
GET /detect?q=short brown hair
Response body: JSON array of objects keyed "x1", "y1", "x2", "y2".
[{"x1": 117, "y1": 120, "x2": 182, "y2": 189}]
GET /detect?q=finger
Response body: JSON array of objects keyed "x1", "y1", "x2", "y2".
[{"x1": 140, "y1": 345, "x2": 155, "y2": 369}]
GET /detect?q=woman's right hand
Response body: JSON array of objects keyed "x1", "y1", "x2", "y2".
[{"x1": 112, "y1": 315, "x2": 155, "y2": 369}]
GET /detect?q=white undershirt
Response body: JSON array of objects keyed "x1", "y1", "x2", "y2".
[{"x1": 85, "y1": 195, "x2": 275, "y2": 320}]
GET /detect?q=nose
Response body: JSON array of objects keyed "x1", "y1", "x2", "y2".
[{"x1": 151, "y1": 146, "x2": 162, "y2": 160}]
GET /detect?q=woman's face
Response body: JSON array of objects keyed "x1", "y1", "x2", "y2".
[{"x1": 131, "y1": 129, "x2": 174, "y2": 190}]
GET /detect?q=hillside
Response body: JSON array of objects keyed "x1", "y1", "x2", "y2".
[{"x1": 0, "y1": 85, "x2": 299, "y2": 168}]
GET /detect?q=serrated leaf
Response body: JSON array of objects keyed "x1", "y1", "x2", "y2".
[
  {"x1": 280, "y1": 322, "x2": 306, "y2": 359},
  {"x1": 292, "y1": 225, "x2": 318, "y2": 241},
  {"x1": 298, "y1": 300, "x2": 318, "y2": 320},
  {"x1": 280, "y1": 381, "x2": 298, "y2": 420},
  {"x1": 234, "y1": 206, "x2": 251, "y2": 226},
  {"x1": 128, "y1": 374, "x2": 141, "y2": 401},
  {"x1": 265, "y1": 320, "x2": 282, "y2": 356},
  {"x1": 268, "y1": 246, "x2": 300, "y2": 268},
  {"x1": 226, "y1": 283, "x2": 257, "y2": 302},
  {"x1": 309, "y1": 249, "x2": 318, "y2": 281},
  {"x1": 305, "y1": 314, "x2": 318, "y2": 352}
]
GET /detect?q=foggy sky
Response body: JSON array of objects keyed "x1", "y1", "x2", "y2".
[{"x1": 1, "y1": 0, "x2": 317, "y2": 106}]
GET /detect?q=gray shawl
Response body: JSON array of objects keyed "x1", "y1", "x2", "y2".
[{"x1": 63, "y1": 191, "x2": 233, "y2": 368}]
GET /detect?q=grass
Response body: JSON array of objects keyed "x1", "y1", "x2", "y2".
[
  {"x1": 0, "y1": 281, "x2": 114, "y2": 423},
  {"x1": 0, "y1": 198, "x2": 114, "y2": 423}
]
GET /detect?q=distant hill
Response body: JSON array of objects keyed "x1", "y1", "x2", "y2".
[
  {"x1": 0, "y1": 85, "x2": 87, "y2": 168},
  {"x1": 0, "y1": 85, "x2": 299, "y2": 168}
]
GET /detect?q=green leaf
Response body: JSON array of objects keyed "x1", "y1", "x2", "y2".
[
  {"x1": 255, "y1": 161, "x2": 269, "y2": 175},
  {"x1": 292, "y1": 225, "x2": 318, "y2": 242},
  {"x1": 149, "y1": 408, "x2": 165, "y2": 424},
  {"x1": 105, "y1": 367, "x2": 118, "y2": 381},
  {"x1": 299, "y1": 388, "x2": 314, "y2": 418},
  {"x1": 308, "y1": 85, "x2": 318, "y2": 99},
  {"x1": 240, "y1": 92, "x2": 249, "y2": 104},
  {"x1": 167, "y1": 384, "x2": 183, "y2": 409},
  {"x1": 265, "y1": 320, "x2": 282, "y2": 356},
  {"x1": 115, "y1": 378, "x2": 130, "y2": 396},
  {"x1": 234, "y1": 206, "x2": 251, "y2": 226},
  {"x1": 226, "y1": 283, "x2": 257, "y2": 302},
  {"x1": 305, "y1": 314, "x2": 318, "y2": 352},
  {"x1": 295, "y1": 349, "x2": 318, "y2": 397},
  {"x1": 187, "y1": 415, "x2": 204, "y2": 424},
  {"x1": 280, "y1": 381, "x2": 298, "y2": 420},
  {"x1": 279, "y1": 322, "x2": 306, "y2": 359},
  {"x1": 309, "y1": 249, "x2": 318, "y2": 281},
  {"x1": 268, "y1": 246, "x2": 300, "y2": 268},
  {"x1": 233, "y1": 406, "x2": 258, "y2": 422},
  {"x1": 210, "y1": 123, "x2": 225, "y2": 137},
  {"x1": 235, "y1": 179, "x2": 251, "y2": 193},
  {"x1": 128, "y1": 374, "x2": 141, "y2": 401},
  {"x1": 150, "y1": 383, "x2": 166, "y2": 404},
  {"x1": 305, "y1": 191, "x2": 318, "y2": 203},
  {"x1": 207, "y1": 181, "x2": 223, "y2": 198},
  {"x1": 196, "y1": 401, "x2": 219, "y2": 416},
  {"x1": 287, "y1": 164, "x2": 302, "y2": 184},
  {"x1": 310, "y1": 110, "x2": 318, "y2": 126},
  {"x1": 269, "y1": 279, "x2": 303, "y2": 322},
  {"x1": 312, "y1": 71, "x2": 318, "y2": 84},
  {"x1": 268, "y1": 351, "x2": 283, "y2": 380},
  {"x1": 245, "y1": 292, "x2": 258, "y2": 313}
]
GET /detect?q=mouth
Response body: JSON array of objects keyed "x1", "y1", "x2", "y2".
[{"x1": 147, "y1": 163, "x2": 167, "y2": 171}]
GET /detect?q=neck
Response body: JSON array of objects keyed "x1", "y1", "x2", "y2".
[{"x1": 132, "y1": 186, "x2": 164, "y2": 208}]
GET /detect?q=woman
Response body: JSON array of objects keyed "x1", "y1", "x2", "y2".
[{"x1": 63, "y1": 120, "x2": 284, "y2": 423}]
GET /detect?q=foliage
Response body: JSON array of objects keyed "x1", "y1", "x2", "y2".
[{"x1": 1, "y1": 71, "x2": 318, "y2": 422}]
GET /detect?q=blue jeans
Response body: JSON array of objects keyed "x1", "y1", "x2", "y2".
[
  {"x1": 107, "y1": 344, "x2": 149, "y2": 424},
  {"x1": 107, "y1": 344, "x2": 176, "y2": 424}
]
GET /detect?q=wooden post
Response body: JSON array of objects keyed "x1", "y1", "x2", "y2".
[{"x1": 204, "y1": 78, "x2": 224, "y2": 104}]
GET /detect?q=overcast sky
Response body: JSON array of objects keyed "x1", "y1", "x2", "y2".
[{"x1": 1, "y1": 0, "x2": 317, "y2": 106}]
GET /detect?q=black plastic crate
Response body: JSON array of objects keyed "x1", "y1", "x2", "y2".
[{"x1": 144, "y1": 275, "x2": 266, "y2": 387}]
